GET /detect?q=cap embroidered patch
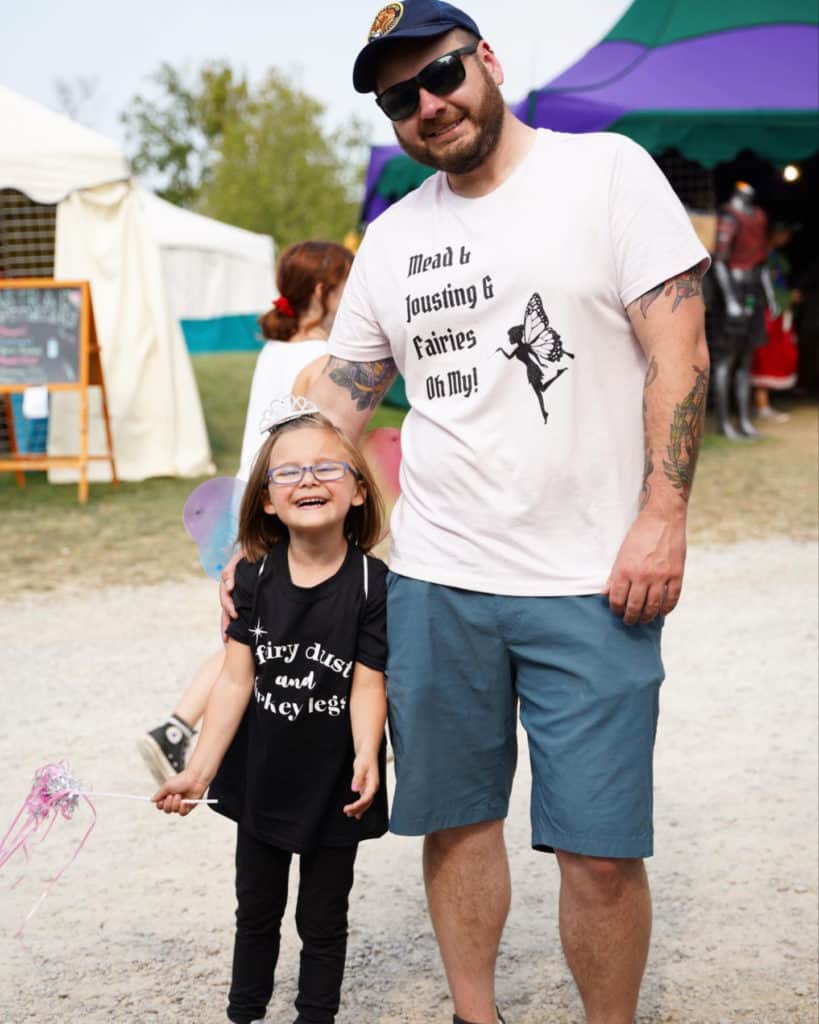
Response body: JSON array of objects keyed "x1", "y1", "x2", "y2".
[{"x1": 368, "y1": 2, "x2": 404, "y2": 40}]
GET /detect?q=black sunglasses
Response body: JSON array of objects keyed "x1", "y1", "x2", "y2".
[{"x1": 375, "y1": 42, "x2": 479, "y2": 122}]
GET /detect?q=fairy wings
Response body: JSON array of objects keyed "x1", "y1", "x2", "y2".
[{"x1": 523, "y1": 293, "x2": 574, "y2": 367}]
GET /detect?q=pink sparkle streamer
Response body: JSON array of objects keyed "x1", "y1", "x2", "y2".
[
  {"x1": 1, "y1": 762, "x2": 96, "y2": 939},
  {"x1": 1, "y1": 762, "x2": 217, "y2": 939}
]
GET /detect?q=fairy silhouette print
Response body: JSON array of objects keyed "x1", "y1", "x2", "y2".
[{"x1": 495, "y1": 293, "x2": 574, "y2": 424}]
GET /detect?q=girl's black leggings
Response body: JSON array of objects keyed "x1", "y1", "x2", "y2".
[{"x1": 227, "y1": 826, "x2": 358, "y2": 1024}]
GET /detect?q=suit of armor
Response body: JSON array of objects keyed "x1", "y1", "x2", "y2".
[{"x1": 710, "y1": 182, "x2": 777, "y2": 438}]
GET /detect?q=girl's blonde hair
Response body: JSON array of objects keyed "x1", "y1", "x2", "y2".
[{"x1": 238, "y1": 413, "x2": 385, "y2": 561}]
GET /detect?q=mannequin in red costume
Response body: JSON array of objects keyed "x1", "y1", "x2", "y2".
[{"x1": 710, "y1": 182, "x2": 778, "y2": 438}]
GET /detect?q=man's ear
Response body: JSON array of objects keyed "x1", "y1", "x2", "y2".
[{"x1": 478, "y1": 39, "x2": 504, "y2": 86}]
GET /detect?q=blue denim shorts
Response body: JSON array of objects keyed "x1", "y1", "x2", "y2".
[{"x1": 386, "y1": 574, "x2": 665, "y2": 858}]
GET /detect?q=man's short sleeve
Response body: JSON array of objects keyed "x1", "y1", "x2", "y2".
[
  {"x1": 327, "y1": 236, "x2": 394, "y2": 364},
  {"x1": 355, "y1": 556, "x2": 387, "y2": 672},
  {"x1": 225, "y1": 558, "x2": 258, "y2": 646},
  {"x1": 608, "y1": 137, "x2": 710, "y2": 309}
]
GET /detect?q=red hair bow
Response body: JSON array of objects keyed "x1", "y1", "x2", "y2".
[{"x1": 273, "y1": 295, "x2": 295, "y2": 317}]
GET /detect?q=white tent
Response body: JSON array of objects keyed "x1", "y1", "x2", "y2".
[
  {"x1": 0, "y1": 84, "x2": 213, "y2": 481},
  {"x1": 140, "y1": 190, "x2": 274, "y2": 330}
]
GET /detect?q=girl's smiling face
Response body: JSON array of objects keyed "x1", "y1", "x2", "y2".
[{"x1": 263, "y1": 426, "x2": 365, "y2": 537}]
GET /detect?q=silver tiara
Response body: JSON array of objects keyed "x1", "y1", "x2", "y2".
[{"x1": 258, "y1": 394, "x2": 320, "y2": 434}]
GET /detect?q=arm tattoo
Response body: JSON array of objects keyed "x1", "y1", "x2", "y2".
[
  {"x1": 669, "y1": 265, "x2": 705, "y2": 312},
  {"x1": 639, "y1": 284, "x2": 665, "y2": 318},
  {"x1": 639, "y1": 262, "x2": 706, "y2": 318},
  {"x1": 662, "y1": 364, "x2": 709, "y2": 502},
  {"x1": 639, "y1": 356, "x2": 659, "y2": 510},
  {"x1": 324, "y1": 356, "x2": 398, "y2": 412}
]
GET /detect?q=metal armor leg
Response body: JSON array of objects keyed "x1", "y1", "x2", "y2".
[
  {"x1": 735, "y1": 349, "x2": 761, "y2": 438},
  {"x1": 712, "y1": 356, "x2": 742, "y2": 439}
]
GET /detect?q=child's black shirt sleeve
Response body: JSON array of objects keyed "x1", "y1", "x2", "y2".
[
  {"x1": 225, "y1": 558, "x2": 259, "y2": 647},
  {"x1": 355, "y1": 556, "x2": 387, "y2": 672}
]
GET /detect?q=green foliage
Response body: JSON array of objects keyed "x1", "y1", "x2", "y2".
[
  {"x1": 122, "y1": 62, "x2": 244, "y2": 208},
  {"x1": 121, "y1": 61, "x2": 367, "y2": 243}
]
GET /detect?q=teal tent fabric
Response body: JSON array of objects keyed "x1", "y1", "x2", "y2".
[
  {"x1": 605, "y1": 0, "x2": 818, "y2": 46},
  {"x1": 181, "y1": 314, "x2": 263, "y2": 354}
]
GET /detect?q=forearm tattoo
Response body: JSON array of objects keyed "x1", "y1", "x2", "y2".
[
  {"x1": 639, "y1": 263, "x2": 706, "y2": 318},
  {"x1": 639, "y1": 356, "x2": 659, "y2": 510},
  {"x1": 324, "y1": 356, "x2": 398, "y2": 412},
  {"x1": 662, "y1": 365, "x2": 709, "y2": 502}
]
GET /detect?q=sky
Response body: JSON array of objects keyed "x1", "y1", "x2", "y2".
[{"x1": 2, "y1": 0, "x2": 632, "y2": 157}]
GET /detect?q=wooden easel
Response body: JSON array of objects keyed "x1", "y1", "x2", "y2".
[{"x1": 0, "y1": 279, "x2": 118, "y2": 503}]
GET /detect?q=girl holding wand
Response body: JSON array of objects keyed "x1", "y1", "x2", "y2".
[{"x1": 154, "y1": 397, "x2": 388, "y2": 1024}]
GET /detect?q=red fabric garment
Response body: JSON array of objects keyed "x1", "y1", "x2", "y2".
[
  {"x1": 714, "y1": 204, "x2": 769, "y2": 270},
  {"x1": 751, "y1": 310, "x2": 799, "y2": 389}
]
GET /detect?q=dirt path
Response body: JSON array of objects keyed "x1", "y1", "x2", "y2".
[{"x1": 1, "y1": 539, "x2": 816, "y2": 1024}]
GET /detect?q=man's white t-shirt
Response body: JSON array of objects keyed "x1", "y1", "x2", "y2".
[
  {"x1": 329, "y1": 130, "x2": 709, "y2": 596},
  {"x1": 238, "y1": 339, "x2": 328, "y2": 482}
]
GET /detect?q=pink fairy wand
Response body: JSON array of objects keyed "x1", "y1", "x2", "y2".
[
  {"x1": 1, "y1": 761, "x2": 215, "y2": 938},
  {"x1": 1, "y1": 762, "x2": 96, "y2": 938}
]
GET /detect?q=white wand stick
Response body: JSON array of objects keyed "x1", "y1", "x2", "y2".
[{"x1": 70, "y1": 790, "x2": 217, "y2": 805}]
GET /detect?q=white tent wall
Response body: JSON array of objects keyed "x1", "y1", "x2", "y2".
[
  {"x1": 140, "y1": 190, "x2": 274, "y2": 322},
  {"x1": 0, "y1": 85, "x2": 214, "y2": 483},
  {"x1": 48, "y1": 181, "x2": 214, "y2": 481}
]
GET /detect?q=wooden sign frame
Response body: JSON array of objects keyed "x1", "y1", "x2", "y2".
[{"x1": 0, "y1": 279, "x2": 118, "y2": 503}]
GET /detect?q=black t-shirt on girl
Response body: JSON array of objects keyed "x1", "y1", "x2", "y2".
[{"x1": 209, "y1": 541, "x2": 389, "y2": 853}]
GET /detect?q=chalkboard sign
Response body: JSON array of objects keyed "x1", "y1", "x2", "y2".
[
  {"x1": 0, "y1": 279, "x2": 117, "y2": 502},
  {"x1": 0, "y1": 285, "x2": 82, "y2": 385}
]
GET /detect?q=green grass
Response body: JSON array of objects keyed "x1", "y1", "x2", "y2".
[
  {"x1": 1, "y1": 353, "x2": 815, "y2": 593},
  {"x1": 689, "y1": 401, "x2": 818, "y2": 545},
  {"x1": 0, "y1": 353, "x2": 407, "y2": 591}
]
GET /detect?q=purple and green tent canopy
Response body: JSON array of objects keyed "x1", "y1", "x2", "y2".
[{"x1": 362, "y1": 0, "x2": 819, "y2": 224}]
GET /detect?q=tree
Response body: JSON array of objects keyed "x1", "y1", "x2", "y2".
[
  {"x1": 121, "y1": 62, "x2": 249, "y2": 209},
  {"x1": 120, "y1": 62, "x2": 367, "y2": 244}
]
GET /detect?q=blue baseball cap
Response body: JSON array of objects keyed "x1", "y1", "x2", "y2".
[{"x1": 353, "y1": 0, "x2": 482, "y2": 94}]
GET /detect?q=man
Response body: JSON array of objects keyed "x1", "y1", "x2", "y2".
[{"x1": 227, "y1": 3, "x2": 710, "y2": 1021}]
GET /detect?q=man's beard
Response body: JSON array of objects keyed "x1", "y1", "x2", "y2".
[{"x1": 396, "y1": 65, "x2": 506, "y2": 175}]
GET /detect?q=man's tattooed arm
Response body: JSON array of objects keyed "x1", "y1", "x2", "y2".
[
  {"x1": 305, "y1": 356, "x2": 399, "y2": 439},
  {"x1": 609, "y1": 262, "x2": 710, "y2": 620},
  {"x1": 662, "y1": 364, "x2": 709, "y2": 502},
  {"x1": 641, "y1": 356, "x2": 707, "y2": 507},
  {"x1": 323, "y1": 356, "x2": 398, "y2": 412},
  {"x1": 627, "y1": 258, "x2": 710, "y2": 510},
  {"x1": 639, "y1": 261, "x2": 707, "y2": 318}
]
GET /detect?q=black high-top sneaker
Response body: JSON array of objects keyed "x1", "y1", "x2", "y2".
[{"x1": 137, "y1": 715, "x2": 194, "y2": 785}]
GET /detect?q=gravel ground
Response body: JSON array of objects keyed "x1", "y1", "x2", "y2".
[{"x1": 1, "y1": 539, "x2": 816, "y2": 1024}]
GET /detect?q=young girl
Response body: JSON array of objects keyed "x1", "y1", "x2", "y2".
[{"x1": 154, "y1": 397, "x2": 388, "y2": 1024}]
